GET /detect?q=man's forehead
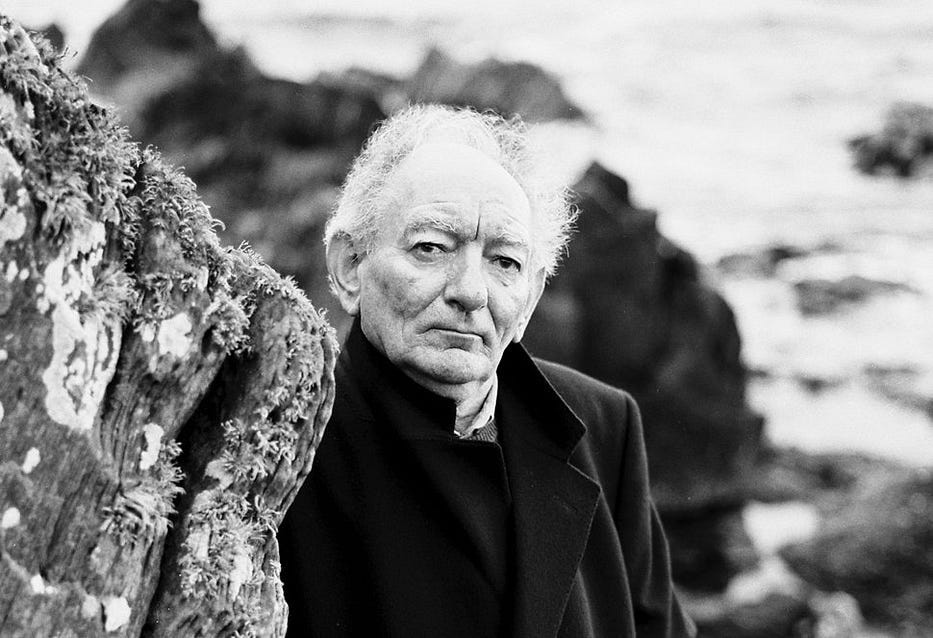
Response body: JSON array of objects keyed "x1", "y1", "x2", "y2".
[{"x1": 391, "y1": 143, "x2": 528, "y2": 202}]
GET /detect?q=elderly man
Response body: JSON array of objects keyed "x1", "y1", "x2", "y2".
[{"x1": 278, "y1": 105, "x2": 695, "y2": 637}]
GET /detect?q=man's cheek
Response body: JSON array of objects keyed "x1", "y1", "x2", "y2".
[{"x1": 379, "y1": 270, "x2": 436, "y2": 316}]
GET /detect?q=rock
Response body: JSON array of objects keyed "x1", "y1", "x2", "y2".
[
  {"x1": 793, "y1": 374, "x2": 843, "y2": 394},
  {"x1": 809, "y1": 591, "x2": 864, "y2": 638},
  {"x1": 848, "y1": 102, "x2": 933, "y2": 177},
  {"x1": 76, "y1": 0, "x2": 218, "y2": 95},
  {"x1": 0, "y1": 17, "x2": 336, "y2": 636},
  {"x1": 318, "y1": 66, "x2": 408, "y2": 114},
  {"x1": 780, "y1": 469, "x2": 933, "y2": 632},
  {"x1": 662, "y1": 506, "x2": 759, "y2": 592},
  {"x1": 748, "y1": 446, "x2": 906, "y2": 506},
  {"x1": 863, "y1": 363, "x2": 933, "y2": 420},
  {"x1": 692, "y1": 592, "x2": 812, "y2": 638},
  {"x1": 406, "y1": 47, "x2": 584, "y2": 122},
  {"x1": 524, "y1": 162, "x2": 764, "y2": 591},
  {"x1": 793, "y1": 275, "x2": 915, "y2": 315},
  {"x1": 715, "y1": 244, "x2": 810, "y2": 278},
  {"x1": 681, "y1": 564, "x2": 864, "y2": 638},
  {"x1": 139, "y1": 49, "x2": 384, "y2": 156},
  {"x1": 525, "y1": 162, "x2": 763, "y2": 513}
]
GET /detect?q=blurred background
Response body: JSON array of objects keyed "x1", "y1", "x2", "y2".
[{"x1": 4, "y1": 0, "x2": 932, "y2": 635}]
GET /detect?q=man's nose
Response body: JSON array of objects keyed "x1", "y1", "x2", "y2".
[{"x1": 445, "y1": 250, "x2": 488, "y2": 313}]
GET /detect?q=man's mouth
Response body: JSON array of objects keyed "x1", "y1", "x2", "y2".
[{"x1": 430, "y1": 327, "x2": 485, "y2": 345}]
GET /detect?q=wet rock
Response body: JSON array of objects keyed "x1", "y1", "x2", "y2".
[
  {"x1": 138, "y1": 48, "x2": 385, "y2": 168},
  {"x1": 715, "y1": 244, "x2": 809, "y2": 278},
  {"x1": 794, "y1": 373, "x2": 843, "y2": 394},
  {"x1": 748, "y1": 446, "x2": 906, "y2": 506},
  {"x1": 76, "y1": 0, "x2": 219, "y2": 111},
  {"x1": 406, "y1": 47, "x2": 584, "y2": 122},
  {"x1": 793, "y1": 275, "x2": 915, "y2": 315},
  {"x1": 809, "y1": 591, "x2": 865, "y2": 638},
  {"x1": 662, "y1": 506, "x2": 759, "y2": 592},
  {"x1": 318, "y1": 66, "x2": 408, "y2": 114},
  {"x1": 849, "y1": 102, "x2": 933, "y2": 177},
  {"x1": 863, "y1": 363, "x2": 933, "y2": 420},
  {"x1": 780, "y1": 469, "x2": 933, "y2": 632},
  {"x1": 692, "y1": 592, "x2": 812, "y2": 638},
  {"x1": 526, "y1": 162, "x2": 763, "y2": 514},
  {"x1": 524, "y1": 162, "x2": 764, "y2": 591}
]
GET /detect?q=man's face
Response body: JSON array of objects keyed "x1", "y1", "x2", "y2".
[{"x1": 355, "y1": 142, "x2": 545, "y2": 400}]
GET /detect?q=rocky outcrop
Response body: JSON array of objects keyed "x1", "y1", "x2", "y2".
[
  {"x1": 73, "y1": 0, "x2": 387, "y2": 339},
  {"x1": 0, "y1": 18, "x2": 335, "y2": 636},
  {"x1": 849, "y1": 102, "x2": 933, "y2": 177},
  {"x1": 793, "y1": 275, "x2": 916, "y2": 315},
  {"x1": 524, "y1": 163, "x2": 765, "y2": 589},
  {"x1": 406, "y1": 47, "x2": 584, "y2": 122},
  {"x1": 75, "y1": 0, "x2": 220, "y2": 133},
  {"x1": 715, "y1": 244, "x2": 813, "y2": 278},
  {"x1": 76, "y1": 0, "x2": 218, "y2": 91},
  {"x1": 780, "y1": 469, "x2": 933, "y2": 633},
  {"x1": 526, "y1": 163, "x2": 763, "y2": 512}
]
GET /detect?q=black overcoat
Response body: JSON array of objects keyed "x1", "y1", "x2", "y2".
[{"x1": 278, "y1": 323, "x2": 695, "y2": 637}]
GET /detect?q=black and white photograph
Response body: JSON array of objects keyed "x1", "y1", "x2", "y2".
[{"x1": 0, "y1": 1, "x2": 931, "y2": 636}]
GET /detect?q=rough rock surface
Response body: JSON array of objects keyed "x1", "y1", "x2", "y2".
[
  {"x1": 0, "y1": 19, "x2": 336, "y2": 637},
  {"x1": 780, "y1": 469, "x2": 933, "y2": 633}
]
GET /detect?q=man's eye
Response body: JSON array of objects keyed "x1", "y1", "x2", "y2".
[
  {"x1": 414, "y1": 242, "x2": 445, "y2": 255},
  {"x1": 494, "y1": 256, "x2": 521, "y2": 272}
]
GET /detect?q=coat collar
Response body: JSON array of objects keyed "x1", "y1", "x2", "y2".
[
  {"x1": 341, "y1": 320, "x2": 602, "y2": 638},
  {"x1": 497, "y1": 343, "x2": 602, "y2": 638}
]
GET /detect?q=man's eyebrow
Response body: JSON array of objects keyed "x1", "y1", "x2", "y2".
[
  {"x1": 401, "y1": 214, "x2": 468, "y2": 237},
  {"x1": 488, "y1": 228, "x2": 530, "y2": 251}
]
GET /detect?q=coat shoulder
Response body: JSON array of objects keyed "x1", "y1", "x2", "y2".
[
  {"x1": 534, "y1": 358, "x2": 634, "y2": 417},
  {"x1": 531, "y1": 358, "x2": 637, "y2": 448}
]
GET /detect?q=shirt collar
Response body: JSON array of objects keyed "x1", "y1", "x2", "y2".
[{"x1": 456, "y1": 374, "x2": 498, "y2": 439}]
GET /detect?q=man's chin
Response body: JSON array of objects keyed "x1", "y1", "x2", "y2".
[{"x1": 406, "y1": 352, "x2": 491, "y2": 393}]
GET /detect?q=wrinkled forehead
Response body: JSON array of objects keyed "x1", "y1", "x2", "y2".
[{"x1": 381, "y1": 141, "x2": 534, "y2": 234}]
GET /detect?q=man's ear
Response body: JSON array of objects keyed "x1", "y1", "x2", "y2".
[
  {"x1": 326, "y1": 235, "x2": 364, "y2": 316},
  {"x1": 513, "y1": 267, "x2": 547, "y2": 343}
]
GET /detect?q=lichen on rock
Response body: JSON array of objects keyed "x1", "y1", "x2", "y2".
[{"x1": 1, "y1": 15, "x2": 337, "y2": 638}]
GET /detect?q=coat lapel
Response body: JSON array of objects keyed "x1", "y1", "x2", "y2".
[{"x1": 498, "y1": 347, "x2": 602, "y2": 638}]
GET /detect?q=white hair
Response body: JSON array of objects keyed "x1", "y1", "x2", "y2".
[{"x1": 324, "y1": 104, "x2": 575, "y2": 277}]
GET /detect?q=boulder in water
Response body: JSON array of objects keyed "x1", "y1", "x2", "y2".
[
  {"x1": 780, "y1": 469, "x2": 933, "y2": 633},
  {"x1": 406, "y1": 47, "x2": 585, "y2": 122}
]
